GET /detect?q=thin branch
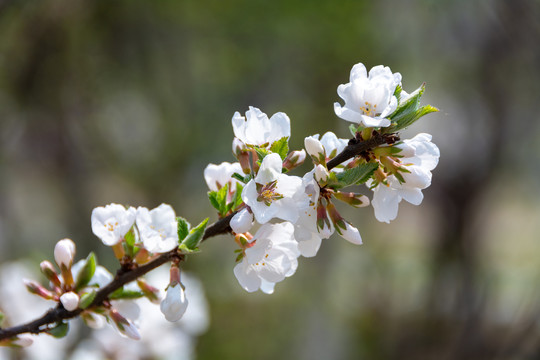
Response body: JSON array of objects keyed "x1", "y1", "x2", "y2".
[{"x1": 0, "y1": 131, "x2": 397, "y2": 341}]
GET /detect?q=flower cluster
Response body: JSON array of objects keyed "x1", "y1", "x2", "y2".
[
  {"x1": 204, "y1": 62, "x2": 440, "y2": 294},
  {"x1": 0, "y1": 61, "x2": 440, "y2": 348}
]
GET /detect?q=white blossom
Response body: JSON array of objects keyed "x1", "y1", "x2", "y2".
[
  {"x1": 54, "y1": 239, "x2": 75, "y2": 268},
  {"x1": 334, "y1": 63, "x2": 401, "y2": 127},
  {"x1": 160, "y1": 284, "x2": 188, "y2": 322},
  {"x1": 136, "y1": 204, "x2": 179, "y2": 253},
  {"x1": 230, "y1": 208, "x2": 254, "y2": 234},
  {"x1": 304, "y1": 136, "x2": 325, "y2": 158},
  {"x1": 314, "y1": 164, "x2": 329, "y2": 183},
  {"x1": 234, "y1": 222, "x2": 300, "y2": 293},
  {"x1": 242, "y1": 153, "x2": 304, "y2": 224},
  {"x1": 203, "y1": 162, "x2": 243, "y2": 192},
  {"x1": 232, "y1": 106, "x2": 290, "y2": 147},
  {"x1": 370, "y1": 133, "x2": 440, "y2": 223},
  {"x1": 91, "y1": 203, "x2": 136, "y2": 246},
  {"x1": 292, "y1": 172, "x2": 333, "y2": 257},
  {"x1": 60, "y1": 292, "x2": 80, "y2": 311}
]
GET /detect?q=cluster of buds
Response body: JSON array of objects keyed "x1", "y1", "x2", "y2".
[{"x1": 203, "y1": 61, "x2": 440, "y2": 293}]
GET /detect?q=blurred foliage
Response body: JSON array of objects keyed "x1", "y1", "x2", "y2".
[{"x1": 1, "y1": 0, "x2": 540, "y2": 359}]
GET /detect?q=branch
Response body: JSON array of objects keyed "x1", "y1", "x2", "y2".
[{"x1": 0, "y1": 131, "x2": 397, "y2": 341}]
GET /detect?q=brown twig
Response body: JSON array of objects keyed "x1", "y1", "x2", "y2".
[{"x1": 0, "y1": 131, "x2": 396, "y2": 341}]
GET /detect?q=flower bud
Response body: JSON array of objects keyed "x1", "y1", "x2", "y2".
[
  {"x1": 282, "y1": 150, "x2": 306, "y2": 171},
  {"x1": 333, "y1": 191, "x2": 370, "y2": 208},
  {"x1": 314, "y1": 164, "x2": 329, "y2": 184},
  {"x1": 232, "y1": 137, "x2": 246, "y2": 157},
  {"x1": 23, "y1": 279, "x2": 55, "y2": 300},
  {"x1": 54, "y1": 239, "x2": 75, "y2": 268},
  {"x1": 12, "y1": 335, "x2": 33, "y2": 347},
  {"x1": 109, "y1": 308, "x2": 141, "y2": 340},
  {"x1": 340, "y1": 222, "x2": 362, "y2": 245},
  {"x1": 137, "y1": 278, "x2": 161, "y2": 304},
  {"x1": 60, "y1": 291, "x2": 80, "y2": 311},
  {"x1": 160, "y1": 283, "x2": 189, "y2": 322},
  {"x1": 304, "y1": 136, "x2": 325, "y2": 164},
  {"x1": 230, "y1": 208, "x2": 254, "y2": 234},
  {"x1": 40, "y1": 260, "x2": 62, "y2": 288}
]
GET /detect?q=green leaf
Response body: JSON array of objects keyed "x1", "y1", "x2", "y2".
[
  {"x1": 0, "y1": 311, "x2": 4, "y2": 327},
  {"x1": 79, "y1": 290, "x2": 97, "y2": 309},
  {"x1": 270, "y1": 136, "x2": 289, "y2": 160},
  {"x1": 390, "y1": 104, "x2": 439, "y2": 132},
  {"x1": 336, "y1": 163, "x2": 379, "y2": 187},
  {"x1": 384, "y1": 83, "x2": 438, "y2": 133},
  {"x1": 254, "y1": 147, "x2": 270, "y2": 161},
  {"x1": 208, "y1": 191, "x2": 220, "y2": 212},
  {"x1": 393, "y1": 84, "x2": 403, "y2": 103},
  {"x1": 109, "y1": 287, "x2": 144, "y2": 300},
  {"x1": 231, "y1": 182, "x2": 244, "y2": 211},
  {"x1": 47, "y1": 322, "x2": 69, "y2": 338},
  {"x1": 74, "y1": 252, "x2": 97, "y2": 292},
  {"x1": 177, "y1": 217, "x2": 191, "y2": 242},
  {"x1": 349, "y1": 124, "x2": 358, "y2": 137},
  {"x1": 181, "y1": 218, "x2": 209, "y2": 250}
]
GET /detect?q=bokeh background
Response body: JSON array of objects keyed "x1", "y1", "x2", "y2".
[{"x1": 1, "y1": 0, "x2": 540, "y2": 359}]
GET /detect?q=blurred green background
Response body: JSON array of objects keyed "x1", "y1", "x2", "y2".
[{"x1": 1, "y1": 0, "x2": 540, "y2": 359}]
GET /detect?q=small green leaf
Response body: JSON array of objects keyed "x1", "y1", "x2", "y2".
[
  {"x1": 390, "y1": 105, "x2": 439, "y2": 132},
  {"x1": 383, "y1": 83, "x2": 438, "y2": 133},
  {"x1": 393, "y1": 84, "x2": 403, "y2": 102},
  {"x1": 231, "y1": 182, "x2": 245, "y2": 211},
  {"x1": 232, "y1": 172, "x2": 246, "y2": 182},
  {"x1": 217, "y1": 183, "x2": 229, "y2": 215},
  {"x1": 79, "y1": 290, "x2": 97, "y2": 309},
  {"x1": 270, "y1": 136, "x2": 289, "y2": 160},
  {"x1": 0, "y1": 311, "x2": 4, "y2": 327},
  {"x1": 254, "y1": 147, "x2": 270, "y2": 161},
  {"x1": 208, "y1": 191, "x2": 220, "y2": 211},
  {"x1": 336, "y1": 163, "x2": 379, "y2": 187},
  {"x1": 47, "y1": 322, "x2": 69, "y2": 338},
  {"x1": 75, "y1": 252, "x2": 97, "y2": 292},
  {"x1": 109, "y1": 287, "x2": 144, "y2": 300},
  {"x1": 181, "y1": 218, "x2": 209, "y2": 250},
  {"x1": 349, "y1": 124, "x2": 358, "y2": 137},
  {"x1": 177, "y1": 217, "x2": 191, "y2": 242}
]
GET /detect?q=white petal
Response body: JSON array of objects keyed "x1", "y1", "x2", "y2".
[
  {"x1": 372, "y1": 184, "x2": 400, "y2": 223},
  {"x1": 233, "y1": 261, "x2": 261, "y2": 293},
  {"x1": 60, "y1": 292, "x2": 79, "y2": 311},
  {"x1": 230, "y1": 208, "x2": 254, "y2": 234},
  {"x1": 255, "y1": 153, "x2": 282, "y2": 184},
  {"x1": 160, "y1": 284, "x2": 188, "y2": 322},
  {"x1": 340, "y1": 222, "x2": 362, "y2": 245}
]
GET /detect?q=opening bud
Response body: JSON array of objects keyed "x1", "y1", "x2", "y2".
[
  {"x1": 137, "y1": 279, "x2": 161, "y2": 304},
  {"x1": 60, "y1": 291, "x2": 80, "y2": 311},
  {"x1": 333, "y1": 191, "x2": 370, "y2": 208},
  {"x1": 54, "y1": 239, "x2": 76, "y2": 269},
  {"x1": 304, "y1": 136, "x2": 326, "y2": 165},
  {"x1": 314, "y1": 164, "x2": 329, "y2": 184},
  {"x1": 282, "y1": 150, "x2": 306, "y2": 171},
  {"x1": 40, "y1": 261, "x2": 61, "y2": 288},
  {"x1": 23, "y1": 279, "x2": 55, "y2": 300},
  {"x1": 230, "y1": 208, "x2": 254, "y2": 234},
  {"x1": 109, "y1": 308, "x2": 141, "y2": 340}
]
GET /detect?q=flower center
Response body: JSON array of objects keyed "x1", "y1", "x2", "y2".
[
  {"x1": 105, "y1": 221, "x2": 119, "y2": 232},
  {"x1": 359, "y1": 101, "x2": 377, "y2": 117},
  {"x1": 256, "y1": 180, "x2": 284, "y2": 206}
]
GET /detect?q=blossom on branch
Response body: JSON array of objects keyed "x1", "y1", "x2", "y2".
[
  {"x1": 232, "y1": 106, "x2": 290, "y2": 147},
  {"x1": 204, "y1": 162, "x2": 243, "y2": 192},
  {"x1": 91, "y1": 203, "x2": 136, "y2": 246},
  {"x1": 370, "y1": 133, "x2": 440, "y2": 223},
  {"x1": 242, "y1": 153, "x2": 304, "y2": 224},
  {"x1": 234, "y1": 222, "x2": 300, "y2": 294},
  {"x1": 136, "y1": 204, "x2": 179, "y2": 253},
  {"x1": 334, "y1": 63, "x2": 401, "y2": 128}
]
